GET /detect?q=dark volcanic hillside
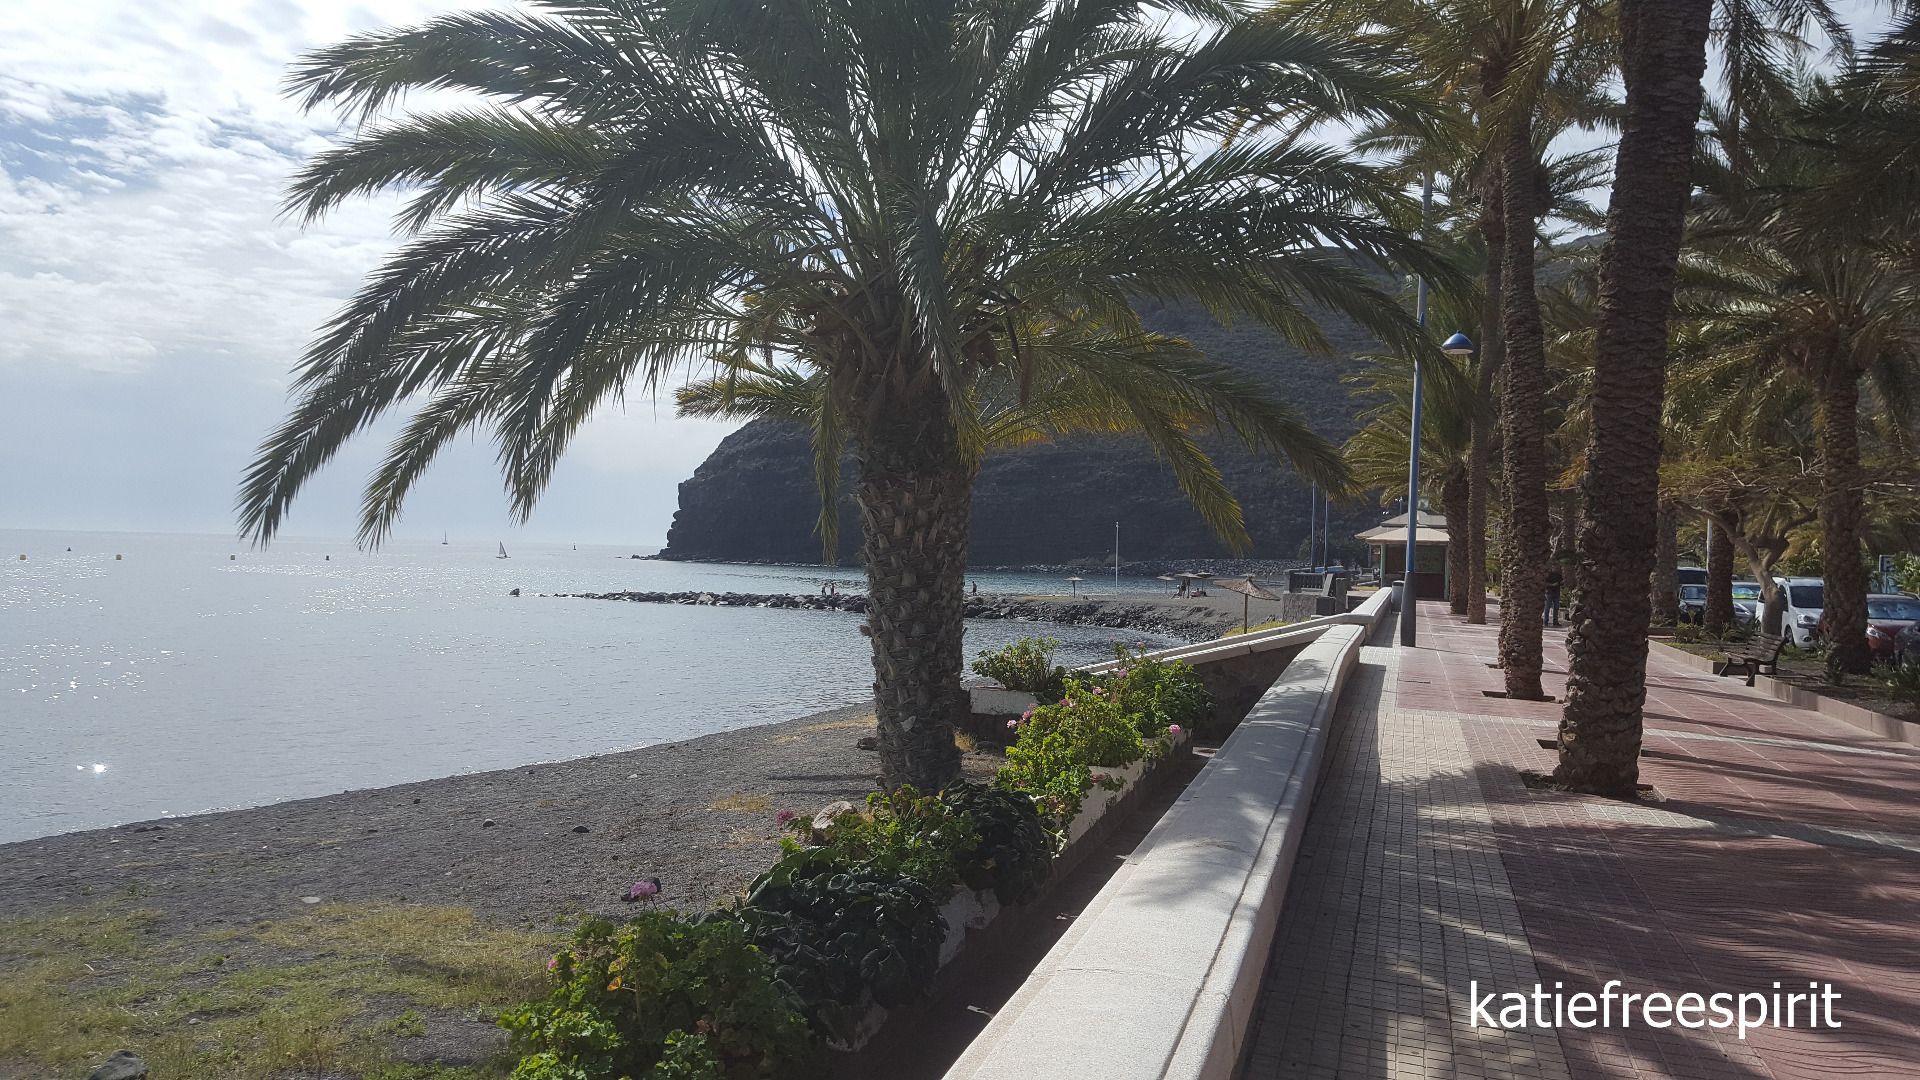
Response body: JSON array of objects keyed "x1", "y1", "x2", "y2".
[{"x1": 659, "y1": 298, "x2": 1389, "y2": 565}]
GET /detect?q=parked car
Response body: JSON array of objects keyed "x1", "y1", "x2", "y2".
[
  {"x1": 1855, "y1": 594, "x2": 1920, "y2": 663},
  {"x1": 1677, "y1": 581, "x2": 1762, "y2": 626},
  {"x1": 1677, "y1": 566, "x2": 1707, "y2": 587},
  {"x1": 1678, "y1": 583, "x2": 1708, "y2": 623},
  {"x1": 1770, "y1": 576, "x2": 1825, "y2": 647}
]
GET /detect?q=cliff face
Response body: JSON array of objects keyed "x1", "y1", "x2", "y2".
[{"x1": 659, "y1": 298, "x2": 1388, "y2": 566}]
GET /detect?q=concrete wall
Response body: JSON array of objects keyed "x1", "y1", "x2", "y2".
[{"x1": 942, "y1": 589, "x2": 1392, "y2": 1080}]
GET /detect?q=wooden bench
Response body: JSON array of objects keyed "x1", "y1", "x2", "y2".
[{"x1": 1713, "y1": 632, "x2": 1787, "y2": 686}]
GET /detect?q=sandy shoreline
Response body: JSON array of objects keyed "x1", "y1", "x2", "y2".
[{"x1": 0, "y1": 705, "x2": 955, "y2": 933}]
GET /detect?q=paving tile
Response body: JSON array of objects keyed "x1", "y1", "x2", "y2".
[{"x1": 1236, "y1": 601, "x2": 1920, "y2": 1080}]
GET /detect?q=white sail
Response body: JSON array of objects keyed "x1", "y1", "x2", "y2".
[{"x1": 496, "y1": 542, "x2": 509, "y2": 559}]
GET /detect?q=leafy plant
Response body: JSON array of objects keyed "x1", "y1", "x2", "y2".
[
  {"x1": 729, "y1": 848, "x2": 945, "y2": 1046},
  {"x1": 995, "y1": 679, "x2": 1144, "y2": 823},
  {"x1": 1672, "y1": 622, "x2": 1703, "y2": 643},
  {"x1": 500, "y1": 914, "x2": 818, "y2": 1080},
  {"x1": 1881, "y1": 660, "x2": 1920, "y2": 707},
  {"x1": 806, "y1": 787, "x2": 981, "y2": 895},
  {"x1": 1101, "y1": 650, "x2": 1211, "y2": 739},
  {"x1": 971, "y1": 637, "x2": 1067, "y2": 699},
  {"x1": 939, "y1": 784, "x2": 1056, "y2": 906}
]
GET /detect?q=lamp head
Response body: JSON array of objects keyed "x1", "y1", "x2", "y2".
[{"x1": 1441, "y1": 332, "x2": 1474, "y2": 356}]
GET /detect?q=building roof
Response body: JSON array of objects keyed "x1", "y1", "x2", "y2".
[{"x1": 1355, "y1": 510, "x2": 1450, "y2": 546}]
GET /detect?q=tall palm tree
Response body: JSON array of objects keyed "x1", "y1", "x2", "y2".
[
  {"x1": 1553, "y1": 0, "x2": 1710, "y2": 794},
  {"x1": 237, "y1": 0, "x2": 1442, "y2": 790}
]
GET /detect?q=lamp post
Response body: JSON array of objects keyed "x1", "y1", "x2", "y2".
[{"x1": 1399, "y1": 324, "x2": 1477, "y2": 647}]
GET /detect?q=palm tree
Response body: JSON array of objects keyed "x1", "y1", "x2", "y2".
[
  {"x1": 1556, "y1": 0, "x2": 1854, "y2": 796},
  {"x1": 238, "y1": 0, "x2": 1443, "y2": 791}
]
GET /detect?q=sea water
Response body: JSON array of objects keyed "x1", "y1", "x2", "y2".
[{"x1": 0, "y1": 530, "x2": 1176, "y2": 843}]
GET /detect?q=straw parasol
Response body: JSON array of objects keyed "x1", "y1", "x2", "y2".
[
  {"x1": 1066, "y1": 575, "x2": 1084, "y2": 596},
  {"x1": 1216, "y1": 576, "x2": 1282, "y2": 633}
]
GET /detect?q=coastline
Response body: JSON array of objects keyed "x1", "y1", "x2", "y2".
[{"x1": 0, "y1": 705, "x2": 971, "y2": 930}]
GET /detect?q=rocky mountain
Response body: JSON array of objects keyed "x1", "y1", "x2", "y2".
[{"x1": 658, "y1": 297, "x2": 1396, "y2": 566}]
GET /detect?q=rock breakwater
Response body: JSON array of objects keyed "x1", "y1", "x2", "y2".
[{"x1": 553, "y1": 591, "x2": 1239, "y2": 641}]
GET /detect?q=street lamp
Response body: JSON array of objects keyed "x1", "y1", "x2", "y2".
[{"x1": 1399, "y1": 325, "x2": 1476, "y2": 647}]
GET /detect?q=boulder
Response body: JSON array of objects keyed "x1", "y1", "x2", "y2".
[
  {"x1": 88, "y1": 1050, "x2": 148, "y2": 1080},
  {"x1": 810, "y1": 800, "x2": 857, "y2": 842}
]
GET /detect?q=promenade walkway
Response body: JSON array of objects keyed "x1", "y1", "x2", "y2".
[{"x1": 1238, "y1": 602, "x2": 1920, "y2": 1080}]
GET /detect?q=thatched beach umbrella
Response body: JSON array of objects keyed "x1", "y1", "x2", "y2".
[
  {"x1": 1217, "y1": 576, "x2": 1281, "y2": 633},
  {"x1": 1067, "y1": 575, "x2": 1084, "y2": 596}
]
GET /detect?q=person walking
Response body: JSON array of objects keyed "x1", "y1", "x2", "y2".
[{"x1": 1543, "y1": 563, "x2": 1564, "y2": 628}]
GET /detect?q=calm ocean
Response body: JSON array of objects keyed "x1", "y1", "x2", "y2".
[{"x1": 1, "y1": 530, "x2": 1176, "y2": 844}]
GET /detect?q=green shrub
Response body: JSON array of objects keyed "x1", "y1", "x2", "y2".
[
  {"x1": 806, "y1": 786, "x2": 981, "y2": 895},
  {"x1": 1881, "y1": 661, "x2": 1920, "y2": 707},
  {"x1": 731, "y1": 848, "x2": 945, "y2": 1046},
  {"x1": 1102, "y1": 650, "x2": 1210, "y2": 738},
  {"x1": 971, "y1": 637, "x2": 1067, "y2": 698},
  {"x1": 500, "y1": 914, "x2": 818, "y2": 1080},
  {"x1": 995, "y1": 679, "x2": 1143, "y2": 822},
  {"x1": 940, "y1": 784, "x2": 1056, "y2": 905},
  {"x1": 1672, "y1": 622, "x2": 1703, "y2": 643}
]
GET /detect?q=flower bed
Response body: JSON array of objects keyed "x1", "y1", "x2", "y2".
[{"x1": 500, "y1": 645, "x2": 1209, "y2": 1080}]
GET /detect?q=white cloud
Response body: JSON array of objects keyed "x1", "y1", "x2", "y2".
[{"x1": 0, "y1": 0, "x2": 733, "y2": 544}]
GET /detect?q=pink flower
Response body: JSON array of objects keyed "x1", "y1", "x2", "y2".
[
  {"x1": 776, "y1": 809, "x2": 798, "y2": 826},
  {"x1": 1021, "y1": 707, "x2": 1034, "y2": 719},
  {"x1": 1117, "y1": 668, "x2": 1130, "y2": 679},
  {"x1": 1007, "y1": 718, "x2": 1021, "y2": 730},
  {"x1": 1090, "y1": 772, "x2": 1110, "y2": 784},
  {"x1": 547, "y1": 956, "x2": 560, "y2": 972},
  {"x1": 1167, "y1": 724, "x2": 1182, "y2": 735}
]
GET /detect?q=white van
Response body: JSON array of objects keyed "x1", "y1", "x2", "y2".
[{"x1": 1770, "y1": 576, "x2": 1825, "y2": 646}]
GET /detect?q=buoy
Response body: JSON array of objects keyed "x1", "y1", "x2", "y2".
[
  {"x1": 325, "y1": 555, "x2": 331, "y2": 561},
  {"x1": 116, "y1": 554, "x2": 123, "y2": 561},
  {"x1": 229, "y1": 554, "x2": 236, "y2": 561},
  {"x1": 16, "y1": 554, "x2": 23, "y2": 561}
]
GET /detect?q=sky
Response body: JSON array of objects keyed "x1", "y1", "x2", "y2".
[{"x1": 0, "y1": 1, "x2": 1897, "y2": 547}]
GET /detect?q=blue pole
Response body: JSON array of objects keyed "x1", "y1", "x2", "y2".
[{"x1": 1400, "y1": 174, "x2": 1433, "y2": 647}]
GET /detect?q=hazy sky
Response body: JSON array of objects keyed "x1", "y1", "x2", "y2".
[{"x1": 0, "y1": 1, "x2": 1894, "y2": 546}]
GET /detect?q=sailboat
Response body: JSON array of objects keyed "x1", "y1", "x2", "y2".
[
  {"x1": 496, "y1": 542, "x2": 509, "y2": 560},
  {"x1": 441, "y1": 531, "x2": 448, "y2": 545}
]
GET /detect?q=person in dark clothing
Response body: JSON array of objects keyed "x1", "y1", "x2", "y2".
[{"x1": 1543, "y1": 566, "x2": 1564, "y2": 628}]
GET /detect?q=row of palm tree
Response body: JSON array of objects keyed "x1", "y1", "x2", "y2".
[
  {"x1": 1312, "y1": 0, "x2": 1919, "y2": 792},
  {"x1": 240, "y1": 0, "x2": 1920, "y2": 793}
]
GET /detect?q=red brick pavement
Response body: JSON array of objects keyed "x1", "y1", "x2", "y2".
[{"x1": 1410, "y1": 601, "x2": 1920, "y2": 1079}]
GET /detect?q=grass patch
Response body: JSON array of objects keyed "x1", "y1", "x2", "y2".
[
  {"x1": 707, "y1": 792, "x2": 772, "y2": 813},
  {"x1": 0, "y1": 903, "x2": 551, "y2": 1080}
]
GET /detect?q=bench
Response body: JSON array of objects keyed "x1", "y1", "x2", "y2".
[{"x1": 1712, "y1": 632, "x2": 1787, "y2": 686}]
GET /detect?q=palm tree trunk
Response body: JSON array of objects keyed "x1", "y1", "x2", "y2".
[
  {"x1": 1650, "y1": 500, "x2": 1678, "y2": 624},
  {"x1": 1497, "y1": 122, "x2": 1550, "y2": 701},
  {"x1": 1554, "y1": 0, "x2": 1711, "y2": 796},
  {"x1": 1468, "y1": 179, "x2": 1505, "y2": 627},
  {"x1": 1705, "y1": 514, "x2": 1734, "y2": 635},
  {"x1": 1818, "y1": 368, "x2": 1871, "y2": 676},
  {"x1": 853, "y1": 385, "x2": 969, "y2": 792},
  {"x1": 1474, "y1": 227, "x2": 1505, "y2": 622},
  {"x1": 1444, "y1": 470, "x2": 1471, "y2": 615}
]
